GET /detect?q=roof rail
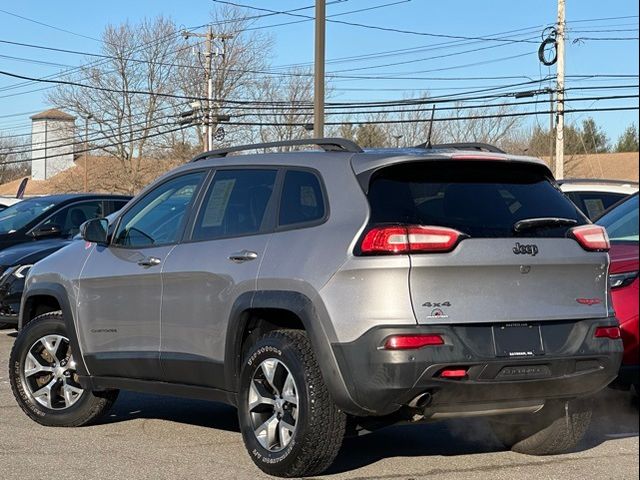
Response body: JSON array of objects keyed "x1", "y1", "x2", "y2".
[
  {"x1": 191, "y1": 138, "x2": 363, "y2": 162},
  {"x1": 415, "y1": 142, "x2": 506, "y2": 154}
]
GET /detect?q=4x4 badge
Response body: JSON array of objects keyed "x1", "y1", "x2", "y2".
[{"x1": 513, "y1": 242, "x2": 539, "y2": 256}]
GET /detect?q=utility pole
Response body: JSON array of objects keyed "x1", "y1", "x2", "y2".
[
  {"x1": 83, "y1": 114, "x2": 92, "y2": 192},
  {"x1": 182, "y1": 28, "x2": 232, "y2": 152},
  {"x1": 549, "y1": 89, "x2": 555, "y2": 171},
  {"x1": 314, "y1": 0, "x2": 326, "y2": 138},
  {"x1": 555, "y1": 0, "x2": 566, "y2": 179},
  {"x1": 206, "y1": 27, "x2": 214, "y2": 152}
]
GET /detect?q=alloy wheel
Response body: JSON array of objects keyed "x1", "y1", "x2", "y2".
[
  {"x1": 248, "y1": 358, "x2": 299, "y2": 452},
  {"x1": 22, "y1": 334, "x2": 84, "y2": 410}
]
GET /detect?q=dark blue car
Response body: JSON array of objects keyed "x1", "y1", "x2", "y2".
[{"x1": 0, "y1": 194, "x2": 130, "y2": 328}]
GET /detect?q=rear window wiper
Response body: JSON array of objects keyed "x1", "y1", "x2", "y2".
[{"x1": 513, "y1": 217, "x2": 578, "y2": 232}]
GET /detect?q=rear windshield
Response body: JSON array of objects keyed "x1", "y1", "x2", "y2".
[{"x1": 366, "y1": 161, "x2": 587, "y2": 238}]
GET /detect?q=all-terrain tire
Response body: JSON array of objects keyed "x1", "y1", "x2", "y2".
[
  {"x1": 9, "y1": 311, "x2": 118, "y2": 427},
  {"x1": 490, "y1": 399, "x2": 592, "y2": 455},
  {"x1": 237, "y1": 329, "x2": 346, "y2": 478}
]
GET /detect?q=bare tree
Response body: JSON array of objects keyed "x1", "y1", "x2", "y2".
[
  {"x1": 253, "y1": 69, "x2": 314, "y2": 149},
  {"x1": 440, "y1": 103, "x2": 523, "y2": 146},
  {"x1": 0, "y1": 134, "x2": 30, "y2": 186},
  {"x1": 47, "y1": 17, "x2": 188, "y2": 193}
]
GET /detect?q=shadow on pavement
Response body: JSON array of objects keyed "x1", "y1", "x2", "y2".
[
  {"x1": 101, "y1": 390, "x2": 240, "y2": 433},
  {"x1": 97, "y1": 387, "x2": 638, "y2": 475}
]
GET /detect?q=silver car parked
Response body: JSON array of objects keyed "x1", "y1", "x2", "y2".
[{"x1": 10, "y1": 139, "x2": 623, "y2": 477}]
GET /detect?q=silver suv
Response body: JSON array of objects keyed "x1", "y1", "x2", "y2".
[{"x1": 10, "y1": 139, "x2": 623, "y2": 477}]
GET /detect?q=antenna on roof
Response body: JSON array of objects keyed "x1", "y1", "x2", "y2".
[{"x1": 425, "y1": 105, "x2": 436, "y2": 149}]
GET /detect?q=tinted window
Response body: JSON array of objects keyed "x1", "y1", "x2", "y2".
[
  {"x1": 279, "y1": 170, "x2": 325, "y2": 226},
  {"x1": 192, "y1": 169, "x2": 277, "y2": 241},
  {"x1": 114, "y1": 172, "x2": 204, "y2": 248},
  {"x1": 367, "y1": 161, "x2": 587, "y2": 238},
  {"x1": 597, "y1": 194, "x2": 639, "y2": 243},
  {"x1": 0, "y1": 198, "x2": 57, "y2": 233},
  {"x1": 40, "y1": 200, "x2": 104, "y2": 237},
  {"x1": 103, "y1": 199, "x2": 130, "y2": 216},
  {"x1": 566, "y1": 191, "x2": 626, "y2": 220}
]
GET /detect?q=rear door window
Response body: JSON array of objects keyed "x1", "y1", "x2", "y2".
[
  {"x1": 192, "y1": 169, "x2": 277, "y2": 241},
  {"x1": 366, "y1": 161, "x2": 587, "y2": 238}
]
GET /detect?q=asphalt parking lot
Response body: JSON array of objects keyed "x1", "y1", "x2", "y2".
[{"x1": 0, "y1": 329, "x2": 637, "y2": 480}]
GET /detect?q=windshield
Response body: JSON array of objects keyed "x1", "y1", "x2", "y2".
[
  {"x1": 596, "y1": 194, "x2": 639, "y2": 243},
  {"x1": 0, "y1": 198, "x2": 57, "y2": 234}
]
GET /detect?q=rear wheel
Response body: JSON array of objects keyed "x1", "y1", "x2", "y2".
[
  {"x1": 490, "y1": 399, "x2": 592, "y2": 455},
  {"x1": 9, "y1": 312, "x2": 118, "y2": 427},
  {"x1": 237, "y1": 329, "x2": 346, "y2": 477}
]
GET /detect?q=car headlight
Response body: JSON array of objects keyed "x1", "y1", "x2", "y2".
[
  {"x1": 610, "y1": 271, "x2": 639, "y2": 289},
  {"x1": 13, "y1": 264, "x2": 33, "y2": 279}
]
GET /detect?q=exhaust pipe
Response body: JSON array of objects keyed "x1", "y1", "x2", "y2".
[{"x1": 408, "y1": 391, "x2": 432, "y2": 409}]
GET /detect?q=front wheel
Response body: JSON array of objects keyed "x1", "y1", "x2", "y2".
[
  {"x1": 9, "y1": 312, "x2": 118, "y2": 427},
  {"x1": 490, "y1": 399, "x2": 592, "y2": 455},
  {"x1": 237, "y1": 329, "x2": 346, "y2": 478}
]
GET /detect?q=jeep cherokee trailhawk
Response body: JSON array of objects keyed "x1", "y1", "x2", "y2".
[{"x1": 10, "y1": 139, "x2": 623, "y2": 477}]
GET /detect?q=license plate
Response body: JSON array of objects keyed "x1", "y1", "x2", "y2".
[{"x1": 493, "y1": 323, "x2": 544, "y2": 357}]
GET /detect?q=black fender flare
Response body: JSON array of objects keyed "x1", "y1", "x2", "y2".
[
  {"x1": 224, "y1": 290, "x2": 369, "y2": 415},
  {"x1": 20, "y1": 283, "x2": 89, "y2": 377}
]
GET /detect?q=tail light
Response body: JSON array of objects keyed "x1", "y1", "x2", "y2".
[
  {"x1": 361, "y1": 225, "x2": 464, "y2": 254},
  {"x1": 594, "y1": 326, "x2": 621, "y2": 339},
  {"x1": 569, "y1": 225, "x2": 610, "y2": 252},
  {"x1": 383, "y1": 334, "x2": 444, "y2": 350}
]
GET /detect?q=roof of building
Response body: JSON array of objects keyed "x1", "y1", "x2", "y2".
[
  {"x1": 30, "y1": 109, "x2": 76, "y2": 121},
  {"x1": 542, "y1": 151, "x2": 639, "y2": 182}
]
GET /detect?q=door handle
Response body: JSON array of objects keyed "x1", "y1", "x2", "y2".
[
  {"x1": 228, "y1": 250, "x2": 258, "y2": 263},
  {"x1": 138, "y1": 256, "x2": 161, "y2": 267}
]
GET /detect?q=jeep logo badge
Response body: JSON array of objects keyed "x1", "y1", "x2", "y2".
[{"x1": 513, "y1": 242, "x2": 539, "y2": 256}]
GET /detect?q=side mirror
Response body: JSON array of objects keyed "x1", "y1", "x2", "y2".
[
  {"x1": 31, "y1": 224, "x2": 62, "y2": 239},
  {"x1": 81, "y1": 218, "x2": 109, "y2": 245}
]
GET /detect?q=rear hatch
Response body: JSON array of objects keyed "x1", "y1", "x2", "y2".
[{"x1": 362, "y1": 159, "x2": 610, "y2": 324}]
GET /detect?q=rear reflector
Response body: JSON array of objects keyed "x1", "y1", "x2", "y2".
[
  {"x1": 594, "y1": 326, "x2": 621, "y2": 339},
  {"x1": 440, "y1": 369, "x2": 468, "y2": 379},
  {"x1": 569, "y1": 225, "x2": 610, "y2": 252},
  {"x1": 384, "y1": 334, "x2": 444, "y2": 350},
  {"x1": 361, "y1": 225, "x2": 463, "y2": 254}
]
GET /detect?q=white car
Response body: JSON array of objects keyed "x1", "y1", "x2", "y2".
[
  {"x1": 559, "y1": 179, "x2": 639, "y2": 220},
  {"x1": 0, "y1": 197, "x2": 23, "y2": 211}
]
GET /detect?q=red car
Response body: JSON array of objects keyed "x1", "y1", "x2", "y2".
[{"x1": 597, "y1": 193, "x2": 639, "y2": 392}]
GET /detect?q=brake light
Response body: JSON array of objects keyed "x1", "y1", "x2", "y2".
[
  {"x1": 451, "y1": 155, "x2": 504, "y2": 161},
  {"x1": 569, "y1": 225, "x2": 610, "y2": 252},
  {"x1": 594, "y1": 326, "x2": 621, "y2": 339},
  {"x1": 361, "y1": 226, "x2": 463, "y2": 254},
  {"x1": 383, "y1": 334, "x2": 444, "y2": 350}
]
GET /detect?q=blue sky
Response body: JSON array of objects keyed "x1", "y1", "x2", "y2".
[{"x1": 0, "y1": 0, "x2": 638, "y2": 142}]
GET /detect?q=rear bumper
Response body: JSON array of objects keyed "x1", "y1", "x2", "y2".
[{"x1": 331, "y1": 317, "x2": 623, "y2": 416}]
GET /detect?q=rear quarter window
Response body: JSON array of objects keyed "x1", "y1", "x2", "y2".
[
  {"x1": 278, "y1": 170, "x2": 326, "y2": 227},
  {"x1": 366, "y1": 161, "x2": 587, "y2": 238}
]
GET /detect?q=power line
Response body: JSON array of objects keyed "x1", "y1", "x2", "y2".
[
  {"x1": 0, "y1": 8, "x2": 103, "y2": 44},
  {"x1": 212, "y1": 0, "x2": 539, "y2": 44}
]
